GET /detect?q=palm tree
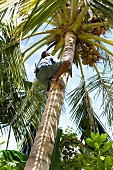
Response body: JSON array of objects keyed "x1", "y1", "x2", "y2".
[
  {"x1": 0, "y1": 0, "x2": 46, "y2": 153},
  {"x1": 1, "y1": 0, "x2": 113, "y2": 169},
  {"x1": 0, "y1": 1, "x2": 28, "y2": 128}
]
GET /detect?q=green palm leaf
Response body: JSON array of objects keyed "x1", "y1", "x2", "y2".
[
  {"x1": 0, "y1": 150, "x2": 28, "y2": 163},
  {"x1": 87, "y1": 0, "x2": 113, "y2": 22},
  {"x1": 0, "y1": 0, "x2": 18, "y2": 12},
  {"x1": 8, "y1": 81, "x2": 46, "y2": 151},
  {"x1": 15, "y1": 0, "x2": 68, "y2": 37}
]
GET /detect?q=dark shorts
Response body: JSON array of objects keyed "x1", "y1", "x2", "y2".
[{"x1": 37, "y1": 61, "x2": 63, "y2": 90}]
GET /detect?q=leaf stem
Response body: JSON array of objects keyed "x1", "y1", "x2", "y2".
[
  {"x1": 72, "y1": 5, "x2": 89, "y2": 32},
  {"x1": 76, "y1": 49, "x2": 85, "y2": 79},
  {"x1": 83, "y1": 22, "x2": 112, "y2": 30}
]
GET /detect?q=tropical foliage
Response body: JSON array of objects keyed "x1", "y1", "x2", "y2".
[
  {"x1": 0, "y1": 149, "x2": 28, "y2": 170},
  {"x1": 1, "y1": 129, "x2": 113, "y2": 170},
  {"x1": 51, "y1": 127, "x2": 113, "y2": 170},
  {"x1": 0, "y1": 0, "x2": 46, "y2": 152}
]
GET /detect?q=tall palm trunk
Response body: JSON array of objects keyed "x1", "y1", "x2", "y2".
[{"x1": 24, "y1": 32, "x2": 76, "y2": 170}]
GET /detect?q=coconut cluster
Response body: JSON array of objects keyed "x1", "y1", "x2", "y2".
[
  {"x1": 79, "y1": 44, "x2": 100, "y2": 67},
  {"x1": 92, "y1": 26, "x2": 107, "y2": 36},
  {"x1": 89, "y1": 17, "x2": 110, "y2": 36}
]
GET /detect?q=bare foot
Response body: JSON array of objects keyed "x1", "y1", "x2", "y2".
[
  {"x1": 55, "y1": 83, "x2": 64, "y2": 91},
  {"x1": 51, "y1": 78, "x2": 57, "y2": 86},
  {"x1": 46, "y1": 91, "x2": 49, "y2": 95}
]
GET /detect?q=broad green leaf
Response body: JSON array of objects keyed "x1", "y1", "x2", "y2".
[
  {"x1": 81, "y1": 159, "x2": 87, "y2": 166},
  {"x1": 0, "y1": 150, "x2": 28, "y2": 164},
  {"x1": 97, "y1": 156, "x2": 105, "y2": 169},
  {"x1": 94, "y1": 143, "x2": 100, "y2": 152},
  {"x1": 105, "y1": 156, "x2": 112, "y2": 170},
  {"x1": 84, "y1": 167, "x2": 92, "y2": 170},
  {"x1": 102, "y1": 141, "x2": 113, "y2": 153},
  {"x1": 95, "y1": 135, "x2": 102, "y2": 146},
  {"x1": 88, "y1": 155, "x2": 97, "y2": 161},
  {"x1": 91, "y1": 132, "x2": 95, "y2": 140},
  {"x1": 86, "y1": 138, "x2": 94, "y2": 147},
  {"x1": 101, "y1": 134, "x2": 107, "y2": 143}
]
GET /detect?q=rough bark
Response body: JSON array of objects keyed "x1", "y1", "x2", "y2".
[{"x1": 24, "y1": 32, "x2": 76, "y2": 170}]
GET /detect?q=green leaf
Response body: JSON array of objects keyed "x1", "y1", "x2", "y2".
[
  {"x1": 91, "y1": 132, "x2": 95, "y2": 140},
  {"x1": 88, "y1": 155, "x2": 97, "y2": 161},
  {"x1": 86, "y1": 138, "x2": 94, "y2": 148},
  {"x1": 50, "y1": 128, "x2": 63, "y2": 170},
  {"x1": 81, "y1": 159, "x2": 87, "y2": 166},
  {"x1": 83, "y1": 167, "x2": 92, "y2": 170},
  {"x1": 0, "y1": 150, "x2": 28, "y2": 164},
  {"x1": 95, "y1": 135, "x2": 102, "y2": 146},
  {"x1": 102, "y1": 141, "x2": 113, "y2": 153},
  {"x1": 105, "y1": 156, "x2": 112, "y2": 170},
  {"x1": 101, "y1": 134, "x2": 107, "y2": 143},
  {"x1": 16, "y1": 0, "x2": 69, "y2": 37},
  {"x1": 94, "y1": 143, "x2": 100, "y2": 152},
  {"x1": 97, "y1": 156, "x2": 105, "y2": 169}
]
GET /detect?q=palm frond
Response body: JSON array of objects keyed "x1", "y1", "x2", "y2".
[
  {"x1": 67, "y1": 66, "x2": 113, "y2": 138},
  {"x1": 103, "y1": 53, "x2": 113, "y2": 74},
  {"x1": 67, "y1": 80, "x2": 97, "y2": 139},
  {"x1": 4, "y1": 80, "x2": 46, "y2": 153},
  {"x1": 1, "y1": 80, "x2": 66, "y2": 155},
  {"x1": 0, "y1": 13, "x2": 29, "y2": 99},
  {"x1": 0, "y1": 0, "x2": 18, "y2": 12},
  {"x1": 94, "y1": 65, "x2": 113, "y2": 126},
  {"x1": 87, "y1": 0, "x2": 113, "y2": 22},
  {"x1": 15, "y1": 0, "x2": 68, "y2": 37}
]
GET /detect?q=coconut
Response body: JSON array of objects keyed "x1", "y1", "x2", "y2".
[
  {"x1": 92, "y1": 55, "x2": 97, "y2": 61},
  {"x1": 82, "y1": 59, "x2": 87, "y2": 65},
  {"x1": 81, "y1": 55, "x2": 87, "y2": 59},
  {"x1": 87, "y1": 54, "x2": 92, "y2": 61},
  {"x1": 101, "y1": 27, "x2": 106, "y2": 35},
  {"x1": 89, "y1": 61, "x2": 94, "y2": 67},
  {"x1": 84, "y1": 46, "x2": 89, "y2": 51},
  {"x1": 92, "y1": 45, "x2": 96, "y2": 50},
  {"x1": 88, "y1": 49, "x2": 93, "y2": 54},
  {"x1": 89, "y1": 44, "x2": 94, "y2": 49},
  {"x1": 82, "y1": 51, "x2": 88, "y2": 57},
  {"x1": 93, "y1": 49, "x2": 99, "y2": 55},
  {"x1": 96, "y1": 26, "x2": 101, "y2": 33}
]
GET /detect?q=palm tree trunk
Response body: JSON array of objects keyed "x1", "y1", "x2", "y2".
[{"x1": 24, "y1": 32, "x2": 76, "y2": 170}]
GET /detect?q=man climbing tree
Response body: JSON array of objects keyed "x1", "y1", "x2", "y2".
[{"x1": 34, "y1": 50, "x2": 71, "y2": 94}]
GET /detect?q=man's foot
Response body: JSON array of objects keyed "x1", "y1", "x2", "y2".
[
  {"x1": 51, "y1": 78, "x2": 57, "y2": 86},
  {"x1": 46, "y1": 91, "x2": 49, "y2": 95},
  {"x1": 55, "y1": 83, "x2": 64, "y2": 91},
  {"x1": 51, "y1": 79, "x2": 64, "y2": 91}
]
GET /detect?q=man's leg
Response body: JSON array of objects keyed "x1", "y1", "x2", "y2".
[
  {"x1": 37, "y1": 61, "x2": 70, "y2": 93},
  {"x1": 51, "y1": 60, "x2": 70, "y2": 86}
]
